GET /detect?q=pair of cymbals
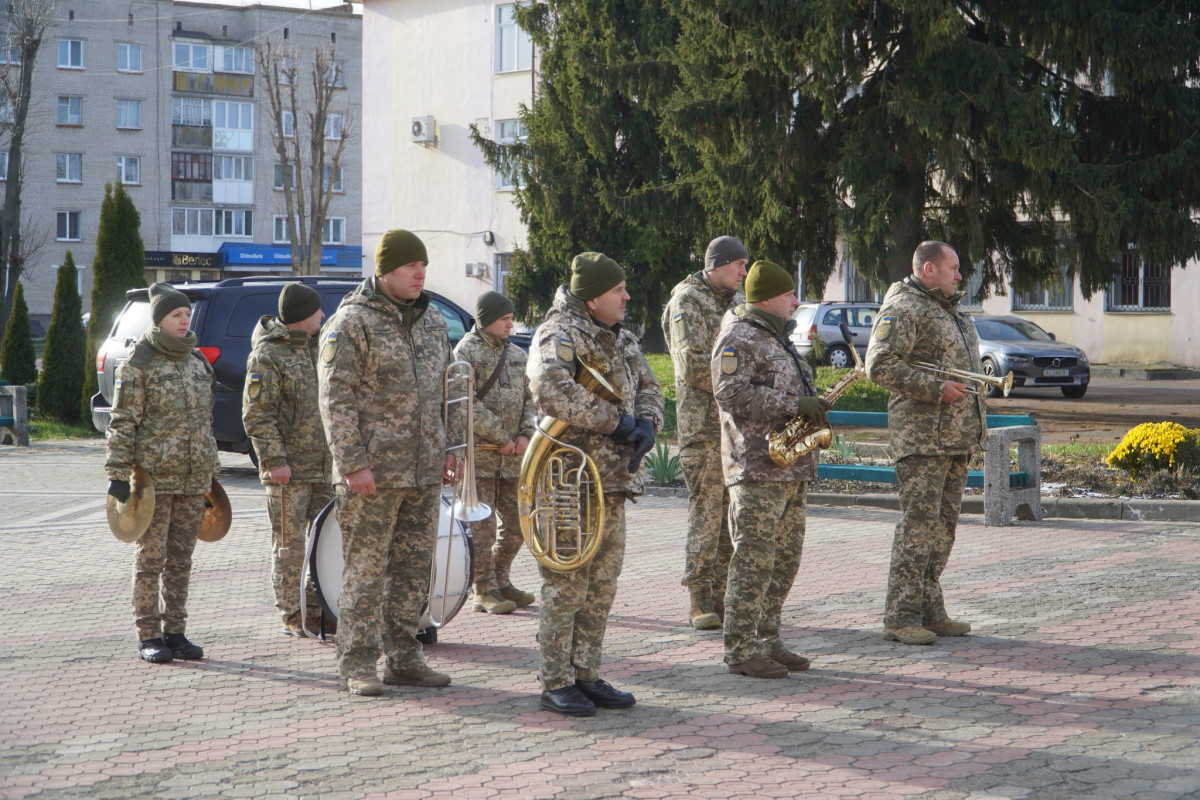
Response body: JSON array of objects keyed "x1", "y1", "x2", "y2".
[{"x1": 106, "y1": 468, "x2": 231, "y2": 543}]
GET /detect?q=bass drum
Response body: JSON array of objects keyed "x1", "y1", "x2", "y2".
[{"x1": 305, "y1": 494, "x2": 474, "y2": 641}]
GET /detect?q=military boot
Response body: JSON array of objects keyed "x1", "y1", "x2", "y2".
[
  {"x1": 138, "y1": 637, "x2": 173, "y2": 664},
  {"x1": 473, "y1": 589, "x2": 517, "y2": 615},
  {"x1": 499, "y1": 583, "x2": 536, "y2": 608},
  {"x1": 689, "y1": 589, "x2": 721, "y2": 630},
  {"x1": 924, "y1": 619, "x2": 972, "y2": 637},
  {"x1": 163, "y1": 633, "x2": 204, "y2": 660}
]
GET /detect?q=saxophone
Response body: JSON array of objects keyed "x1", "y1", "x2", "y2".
[{"x1": 767, "y1": 332, "x2": 866, "y2": 466}]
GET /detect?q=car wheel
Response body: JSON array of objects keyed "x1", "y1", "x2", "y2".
[
  {"x1": 826, "y1": 344, "x2": 852, "y2": 369},
  {"x1": 247, "y1": 448, "x2": 259, "y2": 468},
  {"x1": 980, "y1": 358, "x2": 1000, "y2": 398},
  {"x1": 1061, "y1": 384, "x2": 1088, "y2": 399}
]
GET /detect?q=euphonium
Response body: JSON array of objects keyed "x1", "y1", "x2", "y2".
[
  {"x1": 767, "y1": 328, "x2": 866, "y2": 466},
  {"x1": 517, "y1": 362, "x2": 620, "y2": 572}
]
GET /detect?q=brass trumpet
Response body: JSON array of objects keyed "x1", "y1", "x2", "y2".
[{"x1": 911, "y1": 361, "x2": 1013, "y2": 397}]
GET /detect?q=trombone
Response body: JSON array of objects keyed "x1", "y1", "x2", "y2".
[{"x1": 911, "y1": 361, "x2": 1014, "y2": 397}]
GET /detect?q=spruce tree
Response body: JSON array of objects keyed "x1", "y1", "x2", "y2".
[
  {"x1": 37, "y1": 251, "x2": 86, "y2": 423},
  {"x1": 0, "y1": 281, "x2": 37, "y2": 387},
  {"x1": 81, "y1": 183, "x2": 145, "y2": 422}
]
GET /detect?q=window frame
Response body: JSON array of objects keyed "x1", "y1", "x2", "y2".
[
  {"x1": 171, "y1": 152, "x2": 213, "y2": 182},
  {"x1": 57, "y1": 96, "x2": 83, "y2": 126},
  {"x1": 272, "y1": 215, "x2": 292, "y2": 244},
  {"x1": 495, "y1": 3, "x2": 533, "y2": 73},
  {"x1": 0, "y1": 150, "x2": 8, "y2": 181},
  {"x1": 173, "y1": 41, "x2": 211, "y2": 73},
  {"x1": 322, "y1": 217, "x2": 346, "y2": 245},
  {"x1": 214, "y1": 155, "x2": 254, "y2": 182},
  {"x1": 117, "y1": 42, "x2": 142, "y2": 73},
  {"x1": 171, "y1": 206, "x2": 214, "y2": 237},
  {"x1": 116, "y1": 99, "x2": 142, "y2": 130},
  {"x1": 56, "y1": 211, "x2": 82, "y2": 241},
  {"x1": 116, "y1": 155, "x2": 141, "y2": 185},
  {"x1": 1105, "y1": 249, "x2": 1172, "y2": 312},
  {"x1": 324, "y1": 113, "x2": 345, "y2": 141},
  {"x1": 172, "y1": 96, "x2": 212, "y2": 126},
  {"x1": 494, "y1": 118, "x2": 527, "y2": 190},
  {"x1": 273, "y1": 163, "x2": 297, "y2": 190},
  {"x1": 323, "y1": 164, "x2": 344, "y2": 192},
  {"x1": 214, "y1": 208, "x2": 253, "y2": 237},
  {"x1": 57, "y1": 39, "x2": 84, "y2": 69},
  {"x1": 56, "y1": 153, "x2": 83, "y2": 183},
  {"x1": 216, "y1": 45, "x2": 255, "y2": 75}
]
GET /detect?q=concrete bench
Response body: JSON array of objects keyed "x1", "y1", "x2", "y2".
[
  {"x1": 0, "y1": 381, "x2": 30, "y2": 447},
  {"x1": 816, "y1": 410, "x2": 1042, "y2": 527}
]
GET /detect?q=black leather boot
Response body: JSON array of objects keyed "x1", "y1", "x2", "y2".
[
  {"x1": 576, "y1": 678, "x2": 636, "y2": 709},
  {"x1": 163, "y1": 633, "x2": 203, "y2": 660},
  {"x1": 539, "y1": 685, "x2": 596, "y2": 716},
  {"x1": 138, "y1": 637, "x2": 173, "y2": 664}
]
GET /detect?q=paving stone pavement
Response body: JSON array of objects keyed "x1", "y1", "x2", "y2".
[{"x1": 1, "y1": 439, "x2": 1199, "y2": 800}]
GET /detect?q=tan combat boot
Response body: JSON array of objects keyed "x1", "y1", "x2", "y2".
[
  {"x1": 728, "y1": 654, "x2": 788, "y2": 679},
  {"x1": 883, "y1": 626, "x2": 937, "y2": 645},
  {"x1": 689, "y1": 589, "x2": 721, "y2": 630},
  {"x1": 499, "y1": 583, "x2": 536, "y2": 608},
  {"x1": 924, "y1": 619, "x2": 972, "y2": 636},
  {"x1": 474, "y1": 589, "x2": 517, "y2": 615}
]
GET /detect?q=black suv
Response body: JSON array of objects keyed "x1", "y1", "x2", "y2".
[{"x1": 90, "y1": 275, "x2": 482, "y2": 463}]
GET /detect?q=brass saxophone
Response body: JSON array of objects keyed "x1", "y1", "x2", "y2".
[{"x1": 767, "y1": 329, "x2": 866, "y2": 466}]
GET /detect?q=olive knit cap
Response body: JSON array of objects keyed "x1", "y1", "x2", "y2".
[
  {"x1": 704, "y1": 235, "x2": 750, "y2": 271},
  {"x1": 375, "y1": 229, "x2": 428, "y2": 275},
  {"x1": 475, "y1": 290, "x2": 516, "y2": 329},
  {"x1": 278, "y1": 283, "x2": 323, "y2": 325},
  {"x1": 743, "y1": 260, "x2": 795, "y2": 303},
  {"x1": 569, "y1": 252, "x2": 626, "y2": 302},
  {"x1": 149, "y1": 282, "x2": 190, "y2": 325}
]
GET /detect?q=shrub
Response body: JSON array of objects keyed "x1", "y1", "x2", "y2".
[
  {"x1": 643, "y1": 439, "x2": 682, "y2": 483},
  {"x1": 0, "y1": 281, "x2": 37, "y2": 386},
  {"x1": 815, "y1": 367, "x2": 890, "y2": 412},
  {"x1": 37, "y1": 251, "x2": 87, "y2": 423},
  {"x1": 1106, "y1": 422, "x2": 1200, "y2": 477}
]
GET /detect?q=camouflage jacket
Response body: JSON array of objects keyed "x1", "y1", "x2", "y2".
[
  {"x1": 317, "y1": 277, "x2": 452, "y2": 489},
  {"x1": 105, "y1": 332, "x2": 218, "y2": 495},
  {"x1": 527, "y1": 286, "x2": 664, "y2": 494},
  {"x1": 711, "y1": 305, "x2": 819, "y2": 485},
  {"x1": 242, "y1": 315, "x2": 332, "y2": 485},
  {"x1": 865, "y1": 276, "x2": 987, "y2": 461},
  {"x1": 453, "y1": 328, "x2": 536, "y2": 480},
  {"x1": 661, "y1": 272, "x2": 742, "y2": 448}
]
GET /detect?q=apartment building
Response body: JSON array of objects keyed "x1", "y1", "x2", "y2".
[{"x1": 4, "y1": 0, "x2": 361, "y2": 334}]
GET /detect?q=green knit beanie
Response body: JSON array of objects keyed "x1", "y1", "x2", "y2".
[
  {"x1": 375, "y1": 229, "x2": 428, "y2": 275},
  {"x1": 278, "y1": 283, "x2": 323, "y2": 325},
  {"x1": 743, "y1": 260, "x2": 795, "y2": 303},
  {"x1": 149, "y1": 282, "x2": 190, "y2": 325},
  {"x1": 569, "y1": 252, "x2": 625, "y2": 301},
  {"x1": 475, "y1": 290, "x2": 515, "y2": 329}
]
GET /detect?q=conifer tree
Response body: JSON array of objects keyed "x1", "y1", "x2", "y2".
[
  {"x1": 81, "y1": 183, "x2": 145, "y2": 423},
  {"x1": 37, "y1": 251, "x2": 86, "y2": 423},
  {"x1": 0, "y1": 281, "x2": 37, "y2": 387}
]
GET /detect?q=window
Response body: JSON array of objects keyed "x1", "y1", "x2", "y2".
[
  {"x1": 56, "y1": 153, "x2": 82, "y2": 183},
  {"x1": 323, "y1": 164, "x2": 344, "y2": 192},
  {"x1": 494, "y1": 118, "x2": 526, "y2": 190},
  {"x1": 0, "y1": 40, "x2": 21, "y2": 65},
  {"x1": 172, "y1": 207, "x2": 214, "y2": 236},
  {"x1": 282, "y1": 110, "x2": 295, "y2": 138},
  {"x1": 215, "y1": 208, "x2": 253, "y2": 237},
  {"x1": 217, "y1": 45, "x2": 254, "y2": 74},
  {"x1": 843, "y1": 256, "x2": 884, "y2": 303},
  {"x1": 322, "y1": 217, "x2": 345, "y2": 245},
  {"x1": 277, "y1": 57, "x2": 294, "y2": 85},
  {"x1": 58, "y1": 39, "x2": 83, "y2": 69},
  {"x1": 56, "y1": 211, "x2": 82, "y2": 241},
  {"x1": 274, "y1": 163, "x2": 296, "y2": 190},
  {"x1": 171, "y1": 152, "x2": 213, "y2": 181},
  {"x1": 1014, "y1": 262, "x2": 1074, "y2": 311},
  {"x1": 960, "y1": 265, "x2": 984, "y2": 312},
  {"x1": 116, "y1": 155, "x2": 140, "y2": 185},
  {"x1": 116, "y1": 99, "x2": 141, "y2": 129},
  {"x1": 172, "y1": 97, "x2": 212, "y2": 126},
  {"x1": 57, "y1": 96, "x2": 82, "y2": 126},
  {"x1": 273, "y1": 215, "x2": 291, "y2": 243},
  {"x1": 495, "y1": 252, "x2": 513, "y2": 293},
  {"x1": 215, "y1": 155, "x2": 253, "y2": 181},
  {"x1": 1106, "y1": 249, "x2": 1171, "y2": 311},
  {"x1": 213, "y1": 100, "x2": 253, "y2": 150},
  {"x1": 173, "y1": 41, "x2": 210, "y2": 72},
  {"x1": 324, "y1": 60, "x2": 345, "y2": 87},
  {"x1": 324, "y1": 113, "x2": 344, "y2": 140},
  {"x1": 0, "y1": 151, "x2": 7, "y2": 181},
  {"x1": 495, "y1": 4, "x2": 532, "y2": 72},
  {"x1": 117, "y1": 43, "x2": 142, "y2": 72}
]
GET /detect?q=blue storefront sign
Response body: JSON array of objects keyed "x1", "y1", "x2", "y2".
[{"x1": 219, "y1": 244, "x2": 364, "y2": 269}]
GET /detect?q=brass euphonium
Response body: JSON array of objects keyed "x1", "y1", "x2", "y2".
[
  {"x1": 767, "y1": 323, "x2": 867, "y2": 466},
  {"x1": 517, "y1": 361, "x2": 619, "y2": 572}
]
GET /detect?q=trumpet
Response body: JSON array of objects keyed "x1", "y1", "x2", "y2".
[{"x1": 911, "y1": 361, "x2": 1013, "y2": 397}]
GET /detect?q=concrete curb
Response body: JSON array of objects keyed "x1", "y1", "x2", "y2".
[{"x1": 1091, "y1": 364, "x2": 1200, "y2": 380}]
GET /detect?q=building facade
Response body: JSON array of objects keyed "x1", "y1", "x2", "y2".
[
  {"x1": 3, "y1": 0, "x2": 361, "y2": 334},
  {"x1": 361, "y1": 0, "x2": 530, "y2": 314}
]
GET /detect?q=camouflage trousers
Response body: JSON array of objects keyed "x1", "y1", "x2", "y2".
[
  {"x1": 132, "y1": 493, "x2": 205, "y2": 641},
  {"x1": 723, "y1": 481, "x2": 807, "y2": 665},
  {"x1": 679, "y1": 438, "x2": 732, "y2": 607},
  {"x1": 885, "y1": 454, "x2": 969, "y2": 629},
  {"x1": 538, "y1": 494, "x2": 626, "y2": 690},
  {"x1": 467, "y1": 474, "x2": 526, "y2": 595},
  {"x1": 265, "y1": 482, "x2": 334, "y2": 622},
  {"x1": 334, "y1": 484, "x2": 440, "y2": 681}
]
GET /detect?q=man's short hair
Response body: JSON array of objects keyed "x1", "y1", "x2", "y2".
[{"x1": 912, "y1": 241, "x2": 951, "y2": 275}]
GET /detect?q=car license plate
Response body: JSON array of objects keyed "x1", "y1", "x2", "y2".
[{"x1": 1043, "y1": 368, "x2": 1069, "y2": 377}]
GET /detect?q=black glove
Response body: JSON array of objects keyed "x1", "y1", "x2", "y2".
[
  {"x1": 611, "y1": 413, "x2": 638, "y2": 441},
  {"x1": 108, "y1": 479, "x2": 131, "y2": 503},
  {"x1": 795, "y1": 395, "x2": 832, "y2": 426},
  {"x1": 626, "y1": 417, "x2": 656, "y2": 472}
]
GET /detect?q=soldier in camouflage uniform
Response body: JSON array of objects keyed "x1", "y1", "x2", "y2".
[
  {"x1": 711, "y1": 261, "x2": 827, "y2": 679},
  {"x1": 662, "y1": 235, "x2": 747, "y2": 630},
  {"x1": 317, "y1": 229, "x2": 458, "y2": 696},
  {"x1": 106, "y1": 283, "x2": 218, "y2": 664},
  {"x1": 242, "y1": 283, "x2": 334, "y2": 638},
  {"x1": 527, "y1": 252, "x2": 663, "y2": 716},
  {"x1": 865, "y1": 241, "x2": 987, "y2": 646},
  {"x1": 453, "y1": 290, "x2": 537, "y2": 615}
]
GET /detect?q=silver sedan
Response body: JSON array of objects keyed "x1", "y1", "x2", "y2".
[{"x1": 973, "y1": 314, "x2": 1090, "y2": 399}]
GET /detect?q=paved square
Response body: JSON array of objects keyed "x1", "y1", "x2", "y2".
[{"x1": 2, "y1": 441, "x2": 1198, "y2": 799}]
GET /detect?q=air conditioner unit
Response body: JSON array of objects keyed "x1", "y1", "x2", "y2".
[{"x1": 411, "y1": 115, "x2": 436, "y2": 145}]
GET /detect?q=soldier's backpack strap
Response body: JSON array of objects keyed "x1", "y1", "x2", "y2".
[{"x1": 475, "y1": 343, "x2": 508, "y2": 401}]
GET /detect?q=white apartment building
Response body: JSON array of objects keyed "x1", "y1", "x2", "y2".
[{"x1": 3, "y1": 0, "x2": 362, "y2": 334}]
